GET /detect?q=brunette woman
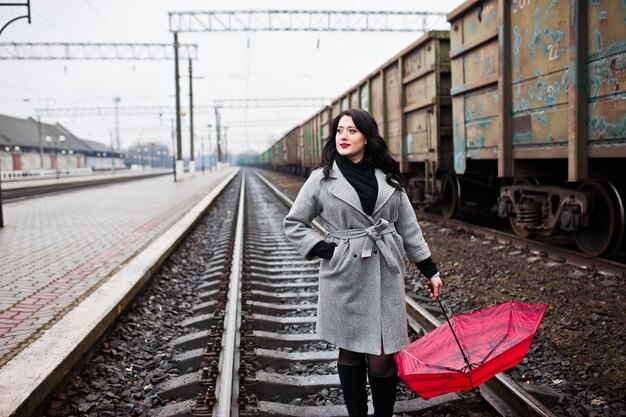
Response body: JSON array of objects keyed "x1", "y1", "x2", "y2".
[{"x1": 284, "y1": 108, "x2": 442, "y2": 416}]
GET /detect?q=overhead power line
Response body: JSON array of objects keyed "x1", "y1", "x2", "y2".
[
  {"x1": 221, "y1": 118, "x2": 301, "y2": 127},
  {"x1": 36, "y1": 105, "x2": 207, "y2": 117},
  {"x1": 0, "y1": 42, "x2": 198, "y2": 60},
  {"x1": 168, "y1": 10, "x2": 448, "y2": 33},
  {"x1": 214, "y1": 97, "x2": 331, "y2": 108},
  {"x1": 35, "y1": 98, "x2": 332, "y2": 117}
]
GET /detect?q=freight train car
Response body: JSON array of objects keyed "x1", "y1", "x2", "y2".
[
  {"x1": 326, "y1": 30, "x2": 452, "y2": 208},
  {"x1": 447, "y1": 0, "x2": 626, "y2": 256},
  {"x1": 282, "y1": 126, "x2": 301, "y2": 174},
  {"x1": 300, "y1": 107, "x2": 332, "y2": 175}
]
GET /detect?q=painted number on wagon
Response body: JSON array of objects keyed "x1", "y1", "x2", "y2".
[
  {"x1": 512, "y1": 0, "x2": 533, "y2": 13},
  {"x1": 548, "y1": 43, "x2": 560, "y2": 61}
]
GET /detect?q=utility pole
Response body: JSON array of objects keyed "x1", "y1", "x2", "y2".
[
  {"x1": 170, "y1": 117, "x2": 176, "y2": 182},
  {"x1": 214, "y1": 107, "x2": 222, "y2": 163},
  {"x1": 173, "y1": 32, "x2": 183, "y2": 181},
  {"x1": 206, "y1": 123, "x2": 212, "y2": 172},
  {"x1": 188, "y1": 58, "x2": 195, "y2": 176},
  {"x1": 37, "y1": 116, "x2": 43, "y2": 168},
  {"x1": 199, "y1": 135, "x2": 204, "y2": 174},
  {"x1": 113, "y1": 96, "x2": 121, "y2": 174},
  {"x1": 223, "y1": 126, "x2": 228, "y2": 165},
  {"x1": 109, "y1": 132, "x2": 115, "y2": 173}
]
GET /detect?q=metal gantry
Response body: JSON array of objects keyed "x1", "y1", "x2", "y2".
[
  {"x1": 0, "y1": 42, "x2": 198, "y2": 60},
  {"x1": 214, "y1": 97, "x2": 331, "y2": 108},
  {"x1": 168, "y1": 10, "x2": 448, "y2": 33},
  {"x1": 34, "y1": 98, "x2": 333, "y2": 117}
]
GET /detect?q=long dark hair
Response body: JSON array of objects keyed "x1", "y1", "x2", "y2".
[{"x1": 318, "y1": 108, "x2": 404, "y2": 191}]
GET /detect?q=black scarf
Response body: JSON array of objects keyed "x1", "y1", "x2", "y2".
[{"x1": 335, "y1": 154, "x2": 378, "y2": 215}]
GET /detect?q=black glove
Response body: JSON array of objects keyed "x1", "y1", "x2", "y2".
[{"x1": 308, "y1": 241, "x2": 336, "y2": 260}]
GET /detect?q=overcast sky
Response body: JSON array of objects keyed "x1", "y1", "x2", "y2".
[{"x1": 0, "y1": 0, "x2": 464, "y2": 157}]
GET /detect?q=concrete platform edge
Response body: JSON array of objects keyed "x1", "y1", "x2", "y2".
[{"x1": 0, "y1": 168, "x2": 240, "y2": 417}]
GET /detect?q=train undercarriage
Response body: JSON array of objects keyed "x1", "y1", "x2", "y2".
[
  {"x1": 499, "y1": 180, "x2": 625, "y2": 257},
  {"x1": 407, "y1": 172, "x2": 626, "y2": 257}
]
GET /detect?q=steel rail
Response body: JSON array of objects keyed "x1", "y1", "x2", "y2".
[
  {"x1": 252, "y1": 169, "x2": 325, "y2": 234},
  {"x1": 253, "y1": 168, "x2": 559, "y2": 417},
  {"x1": 415, "y1": 211, "x2": 626, "y2": 278},
  {"x1": 213, "y1": 172, "x2": 246, "y2": 416},
  {"x1": 1, "y1": 171, "x2": 172, "y2": 202},
  {"x1": 405, "y1": 297, "x2": 557, "y2": 417}
]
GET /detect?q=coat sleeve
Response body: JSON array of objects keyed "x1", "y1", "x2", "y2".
[
  {"x1": 283, "y1": 171, "x2": 325, "y2": 259},
  {"x1": 395, "y1": 191, "x2": 431, "y2": 263}
]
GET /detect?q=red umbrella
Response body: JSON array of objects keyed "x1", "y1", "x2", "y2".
[{"x1": 395, "y1": 300, "x2": 547, "y2": 399}]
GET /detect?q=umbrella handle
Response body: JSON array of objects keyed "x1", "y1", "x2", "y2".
[{"x1": 436, "y1": 297, "x2": 473, "y2": 371}]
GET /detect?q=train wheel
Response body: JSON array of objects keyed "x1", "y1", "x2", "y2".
[
  {"x1": 574, "y1": 180, "x2": 625, "y2": 257},
  {"x1": 440, "y1": 173, "x2": 460, "y2": 219},
  {"x1": 509, "y1": 178, "x2": 538, "y2": 239}
]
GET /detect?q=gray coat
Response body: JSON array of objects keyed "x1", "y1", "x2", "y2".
[{"x1": 283, "y1": 162, "x2": 431, "y2": 355}]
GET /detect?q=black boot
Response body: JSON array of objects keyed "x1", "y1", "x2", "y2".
[
  {"x1": 368, "y1": 372, "x2": 398, "y2": 417},
  {"x1": 337, "y1": 361, "x2": 368, "y2": 417}
]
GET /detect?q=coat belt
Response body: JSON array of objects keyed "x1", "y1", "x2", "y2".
[{"x1": 326, "y1": 219, "x2": 401, "y2": 274}]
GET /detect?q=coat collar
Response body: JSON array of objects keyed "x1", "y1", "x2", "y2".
[{"x1": 328, "y1": 160, "x2": 397, "y2": 219}]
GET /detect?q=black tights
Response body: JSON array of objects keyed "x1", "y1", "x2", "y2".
[{"x1": 338, "y1": 348, "x2": 397, "y2": 377}]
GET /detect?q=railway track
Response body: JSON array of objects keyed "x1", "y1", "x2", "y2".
[
  {"x1": 147, "y1": 169, "x2": 560, "y2": 417},
  {"x1": 411, "y1": 212, "x2": 626, "y2": 279},
  {"x1": 0, "y1": 170, "x2": 171, "y2": 202}
]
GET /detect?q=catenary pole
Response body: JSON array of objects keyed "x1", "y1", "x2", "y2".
[
  {"x1": 188, "y1": 59, "x2": 195, "y2": 168},
  {"x1": 173, "y1": 32, "x2": 183, "y2": 181}
]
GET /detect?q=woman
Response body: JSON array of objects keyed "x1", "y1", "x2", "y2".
[{"x1": 283, "y1": 108, "x2": 443, "y2": 417}]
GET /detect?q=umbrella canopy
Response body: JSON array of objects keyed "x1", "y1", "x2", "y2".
[{"x1": 395, "y1": 301, "x2": 547, "y2": 399}]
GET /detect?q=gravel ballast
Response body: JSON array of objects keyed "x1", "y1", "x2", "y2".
[{"x1": 259, "y1": 169, "x2": 626, "y2": 417}]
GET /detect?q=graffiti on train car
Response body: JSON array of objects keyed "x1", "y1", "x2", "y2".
[
  {"x1": 589, "y1": 0, "x2": 625, "y2": 59},
  {"x1": 587, "y1": 0, "x2": 626, "y2": 144},
  {"x1": 453, "y1": 118, "x2": 466, "y2": 174},
  {"x1": 589, "y1": 55, "x2": 625, "y2": 98},
  {"x1": 512, "y1": 2, "x2": 568, "y2": 80}
]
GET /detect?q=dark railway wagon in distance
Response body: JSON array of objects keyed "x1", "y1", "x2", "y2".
[{"x1": 447, "y1": 0, "x2": 626, "y2": 256}]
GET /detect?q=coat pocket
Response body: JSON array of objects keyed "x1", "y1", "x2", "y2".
[
  {"x1": 388, "y1": 232, "x2": 405, "y2": 272},
  {"x1": 328, "y1": 239, "x2": 349, "y2": 270}
]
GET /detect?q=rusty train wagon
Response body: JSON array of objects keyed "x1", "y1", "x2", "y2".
[
  {"x1": 257, "y1": 147, "x2": 272, "y2": 168},
  {"x1": 300, "y1": 107, "x2": 332, "y2": 175},
  {"x1": 327, "y1": 30, "x2": 452, "y2": 207},
  {"x1": 447, "y1": 0, "x2": 626, "y2": 256},
  {"x1": 269, "y1": 136, "x2": 284, "y2": 169},
  {"x1": 265, "y1": 126, "x2": 301, "y2": 173},
  {"x1": 283, "y1": 126, "x2": 301, "y2": 174}
]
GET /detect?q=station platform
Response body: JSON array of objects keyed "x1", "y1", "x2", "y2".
[{"x1": 0, "y1": 167, "x2": 237, "y2": 366}]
